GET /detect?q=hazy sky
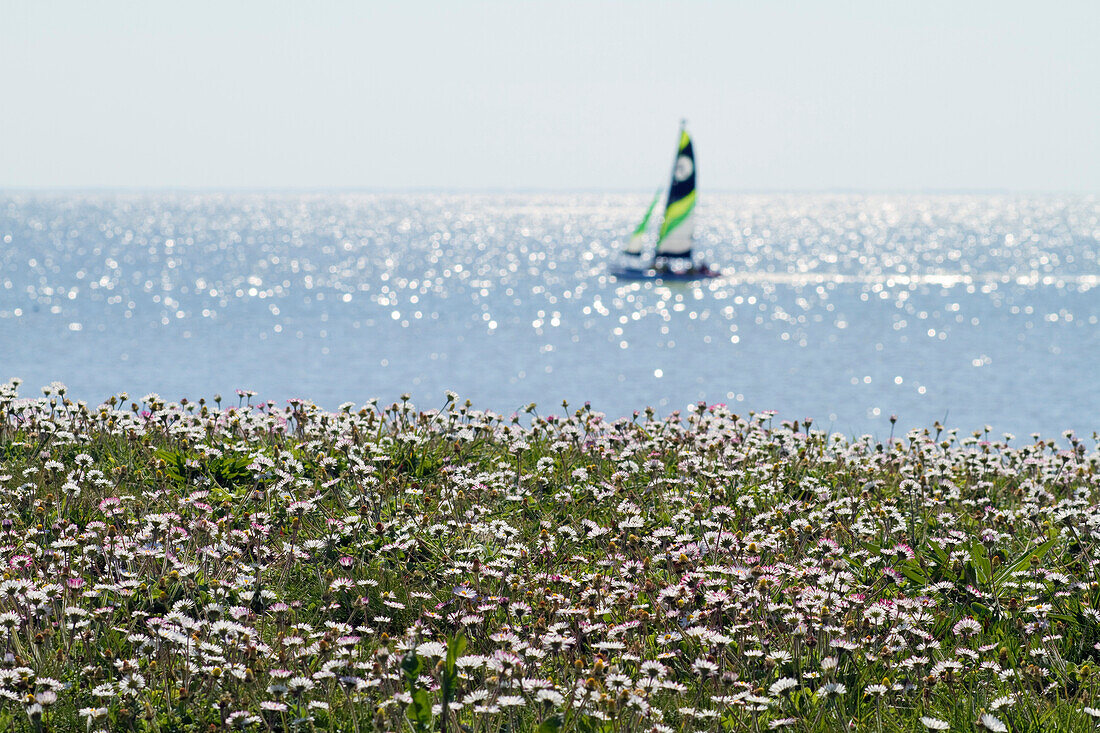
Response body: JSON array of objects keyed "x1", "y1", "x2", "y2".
[{"x1": 2, "y1": 1, "x2": 1098, "y2": 191}]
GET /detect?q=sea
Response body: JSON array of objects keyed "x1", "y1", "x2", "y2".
[{"x1": 1, "y1": 192, "x2": 1097, "y2": 441}]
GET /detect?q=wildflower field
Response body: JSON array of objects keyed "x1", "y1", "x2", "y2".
[{"x1": 0, "y1": 380, "x2": 1099, "y2": 732}]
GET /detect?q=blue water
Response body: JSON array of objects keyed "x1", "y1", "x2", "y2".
[{"x1": 1, "y1": 192, "x2": 1097, "y2": 439}]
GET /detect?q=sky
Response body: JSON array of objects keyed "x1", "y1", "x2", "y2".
[{"x1": 1, "y1": 1, "x2": 1098, "y2": 192}]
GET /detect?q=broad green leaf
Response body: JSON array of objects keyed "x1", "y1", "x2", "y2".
[
  {"x1": 927, "y1": 540, "x2": 949, "y2": 566},
  {"x1": 537, "y1": 715, "x2": 564, "y2": 733},
  {"x1": 406, "y1": 688, "x2": 432, "y2": 731},
  {"x1": 446, "y1": 633, "x2": 467, "y2": 671},
  {"x1": 897, "y1": 560, "x2": 928, "y2": 586},
  {"x1": 969, "y1": 542, "x2": 992, "y2": 584},
  {"x1": 994, "y1": 537, "x2": 1057, "y2": 586},
  {"x1": 401, "y1": 650, "x2": 421, "y2": 683}
]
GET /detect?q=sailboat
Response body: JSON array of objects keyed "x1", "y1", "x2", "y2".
[{"x1": 612, "y1": 122, "x2": 719, "y2": 281}]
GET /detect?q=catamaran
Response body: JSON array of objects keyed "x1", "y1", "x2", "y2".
[{"x1": 612, "y1": 122, "x2": 718, "y2": 281}]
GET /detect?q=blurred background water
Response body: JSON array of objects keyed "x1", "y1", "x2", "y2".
[{"x1": 1, "y1": 192, "x2": 1097, "y2": 439}]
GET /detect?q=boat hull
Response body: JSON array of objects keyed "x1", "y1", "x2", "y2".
[{"x1": 610, "y1": 265, "x2": 721, "y2": 282}]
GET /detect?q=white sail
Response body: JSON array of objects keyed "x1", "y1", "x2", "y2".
[
  {"x1": 655, "y1": 211, "x2": 694, "y2": 257},
  {"x1": 622, "y1": 234, "x2": 644, "y2": 256},
  {"x1": 623, "y1": 190, "x2": 661, "y2": 256}
]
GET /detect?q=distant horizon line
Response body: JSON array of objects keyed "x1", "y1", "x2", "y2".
[{"x1": 1, "y1": 185, "x2": 1096, "y2": 197}]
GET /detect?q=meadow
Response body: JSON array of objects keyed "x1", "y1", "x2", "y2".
[{"x1": 0, "y1": 378, "x2": 1098, "y2": 732}]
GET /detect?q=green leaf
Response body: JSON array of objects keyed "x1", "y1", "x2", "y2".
[
  {"x1": 537, "y1": 715, "x2": 564, "y2": 733},
  {"x1": 401, "y1": 650, "x2": 421, "y2": 683},
  {"x1": 406, "y1": 687, "x2": 433, "y2": 731},
  {"x1": 444, "y1": 633, "x2": 467, "y2": 688},
  {"x1": 970, "y1": 602, "x2": 993, "y2": 619},
  {"x1": 446, "y1": 633, "x2": 467, "y2": 668},
  {"x1": 927, "y1": 540, "x2": 950, "y2": 566},
  {"x1": 994, "y1": 537, "x2": 1057, "y2": 586},
  {"x1": 896, "y1": 560, "x2": 929, "y2": 586},
  {"x1": 969, "y1": 542, "x2": 992, "y2": 584},
  {"x1": 573, "y1": 716, "x2": 599, "y2": 733}
]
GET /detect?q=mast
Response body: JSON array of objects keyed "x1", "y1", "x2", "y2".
[{"x1": 655, "y1": 120, "x2": 696, "y2": 260}]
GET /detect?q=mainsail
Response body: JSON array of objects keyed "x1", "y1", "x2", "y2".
[
  {"x1": 623, "y1": 190, "x2": 662, "y2": 256},
  {"x1": 655, "y1": 126, "x2": 696, "y2": 259}
]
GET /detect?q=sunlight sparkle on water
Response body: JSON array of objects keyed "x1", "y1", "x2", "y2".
[{"x1": 0, "y1": 192, "x2": 1097, "y2": 438}]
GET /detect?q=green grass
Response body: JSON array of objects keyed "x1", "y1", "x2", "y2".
[{"x1": 0, "y1": 382, "x2": 1099, "y2": 731}]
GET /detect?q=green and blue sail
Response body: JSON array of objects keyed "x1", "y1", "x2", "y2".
[{"x1": 623, "y1": 126, "x2": 696, "y2": 260}]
